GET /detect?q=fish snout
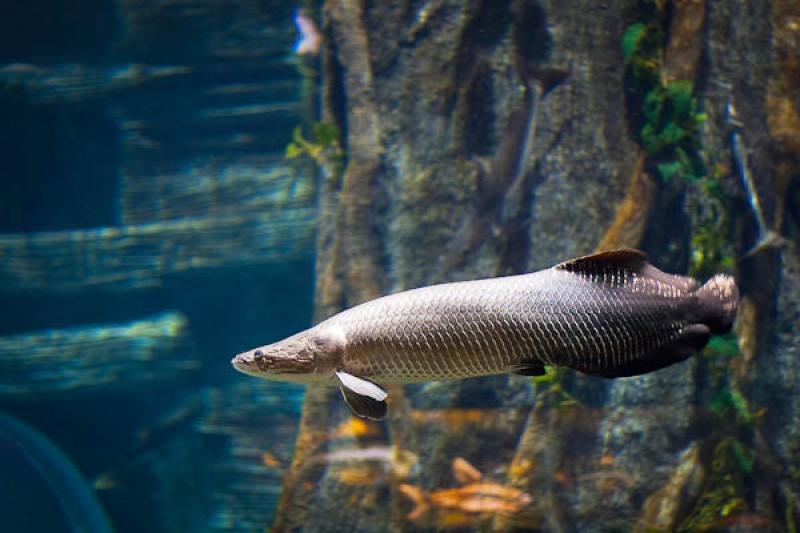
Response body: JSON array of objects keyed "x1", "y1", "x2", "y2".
[
  {"x1": 231, "y1": 350, "x2": 258, "y2": 374},
  {"x1": 231, "y1": 347, "x2": 279, "y2": 377},
  {"x1": 231, "y1": 333, "x2": 318, "y2": 381}
]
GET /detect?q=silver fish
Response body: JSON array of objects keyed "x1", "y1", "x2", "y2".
[
  {"x1": 232, "y1": 249, "x2": 738, "y2": 420},
  {"x1": 442, "y1": 68, "x2": 567, "y2": 273},
  {"x1": 727, "y1": 99, "x2": 788, "y2": 256}
]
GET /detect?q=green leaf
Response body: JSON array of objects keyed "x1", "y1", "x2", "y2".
[
  {"x1": 665, "y1": 80, "x2": 694, "y2": 121},
  {"x1": 705, "y1": 334, "x2": 740, "y2": 358},
  {"x1": 533, "y1": 366, "x2": 557, "y2": 384},
  {"x1": 677, "y1": 145, "x2": 707, "y2": 181},
  {"x1": 313, "y1": 122, "x2": 340, "y2": 146},
  {"x1": 292, "y1": 126, "x2": 304, "y2": 143},
  {"x1": 642, "y1": 87, "x2": 665, "y2": 125},
  {"x1": 729, "y1": 390, "x2": 752, "y2": 422},
  {"x1": 641, "y1": 123, "x2": 662, "y2": 155},
  {"x1": 285, "y1": 142, "x2": 303, "y2": 159},
  {"x1": 709, "y1": 389, "x2": 730, "y2": 416},
  {"x1": 657, "y1": 160, "x2": 682, "y2": 181},
  {"x1": 731, "y1": 439, "x2": 755, "y2": 473},
  {"x1": 709, "y1": 388, "x2": 746, "y2": 419},
  {"x1": 642, "y1": 122, "x2": 686, "y2": 156},
  {"x1": 659, "y1": 122, "x2": 688, "y2": 145},
  {"x1": 721, "y1": 255, "x2": 736, "y2": 270},
  {"x1": 622, "y1": 23, "x2": 647, "y2": 62}
]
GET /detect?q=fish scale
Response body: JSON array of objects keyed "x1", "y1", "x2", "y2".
[{"x1": 331, "y1": 266, "x2": 694, "y2": 382}]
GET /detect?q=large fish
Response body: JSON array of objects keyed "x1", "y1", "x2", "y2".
[{"x1": 232, "y1": 249, "x2": 738, "y2": 420}]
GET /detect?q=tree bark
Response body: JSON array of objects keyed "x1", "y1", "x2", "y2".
[{"x1": 275, "y1": 0, "x2": 800, "y2": 531}]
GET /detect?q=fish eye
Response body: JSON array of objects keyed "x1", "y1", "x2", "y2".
[{"x1": 254, "y1": 349, "x2": 263, "y2": 357}]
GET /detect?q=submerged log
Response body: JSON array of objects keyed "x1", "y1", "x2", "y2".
[
  {"x1": 0, "y1": 164, "x2": 315, "y2": 292},
  {"x1": 0, "y1": 311, "x2": 193, "y2": 397},
  {"x1": 120, "y1": 159, "x2": 313, "y2": 224}
]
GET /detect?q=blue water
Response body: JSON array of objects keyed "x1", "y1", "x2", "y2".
[
  {"x1": 0, "y1": 1, "x2": 312, "y2": 531},
  {"x1": 1, "y1": 1, "x2": 797, "y2": 532}
]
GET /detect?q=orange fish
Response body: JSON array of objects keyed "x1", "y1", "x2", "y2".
[
  {"x1": 332, "y1": 417, "x2": 381, "y2": 439},
  {"x1": 442, "y1": 483, "x2": 531, "y2": 502},
  {"x1": 508, "y1": 458, "x2": 536, "y2": 479},
  {"x1": 399, "y1": 482, "x2": 532, "y2": 521},
  {"x1": 457, "y1": 497, "x2": 525, "y2": 514},
  {"x1": 398, "y1": 484, "x2": 430, "y2": 521},
  {"x1": 260, "y1": 451, "x2": 282, "y2": 469},
  {"x1": 452, "y1": 457, "x2": 482, "y2": 484}
]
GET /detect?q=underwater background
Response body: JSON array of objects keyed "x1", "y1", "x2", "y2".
[{"x1": 0, "y1": 0, "x2": 799, "y2": 532}]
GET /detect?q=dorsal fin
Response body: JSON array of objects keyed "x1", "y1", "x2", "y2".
[
  {"x1": 556, "y1": 249, "x2": 699, "y2": 292},
  {"x1": 555, "y1": 248, "x2": 648, "y2": 274}
]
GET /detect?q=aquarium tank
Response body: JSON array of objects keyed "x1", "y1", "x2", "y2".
[{"x1": 0, "y1": 0, "x2": 798, "y2": 531}]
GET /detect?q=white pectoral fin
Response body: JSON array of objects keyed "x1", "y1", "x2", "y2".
[
  {"x1": 336, "y1": 371, "x2": 388, "y2": 420},
  {"x1": 335, "y1": 371, "x2": 387, "y2": 400}
]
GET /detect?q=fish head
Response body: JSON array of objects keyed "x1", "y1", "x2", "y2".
[{"x1": 231, "y1": 326, "x2": 345, "y2": 383}]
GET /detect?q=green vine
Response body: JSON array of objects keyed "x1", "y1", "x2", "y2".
[
  {"x1": 622, "y1": 1, "x2": 734, "y2": 278},
  {"x1": 622, "y1": 16, "x2": 707, "y2": 184}
]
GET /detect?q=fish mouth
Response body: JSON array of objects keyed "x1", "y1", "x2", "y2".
[
  {"x1": 231, "y1": 352, "x2": 259, "y2": 376},
  {"x1": 231, "y1": 350, "x2": 309, "y2": 377}
]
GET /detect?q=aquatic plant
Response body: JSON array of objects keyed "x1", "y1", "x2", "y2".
[
  {"x1": 709, "y1": 387, "x2": 764, "y2": 432},
  {"x1": 702, "y1": 332, "x2": 740, "y2": 359},
  {"x1": 622, "y1": 2, "x2": 735, "y2": 279},
  {"x1": 532, "y1": 366, "x2": 578, "y2": 411},
  {"x1": 674, "y1": 381, "x2": 766, "y2": 530},
  {"x1": 688, "y1": 165, "x2": 736, "y2": 279},
  {"x1": 285, "y1": 121, "x2": 344, "y2": 179},
  {"x1": 677, "y1": 437, "x2": 750, "y2": 532},
  {"x1": 622, "y1": 15, "x2": 707, "y2": 185}
]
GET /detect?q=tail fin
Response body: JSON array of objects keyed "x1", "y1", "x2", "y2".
[
  {"x1": 398, "y1": 483, "x2": 429, "y2": 521},
  {"x1": 695, "y1": 274, "x2": 739, "y2": 334},
  {"x1": 743, "y1": 230, "x2": 788, "y2": 258}
]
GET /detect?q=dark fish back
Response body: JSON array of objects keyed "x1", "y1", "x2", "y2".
[{"x1": 547, "y1": 249, "x2": 737, "y2": 377}]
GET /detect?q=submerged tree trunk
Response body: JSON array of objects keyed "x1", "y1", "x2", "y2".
[{"x1": 274, "y1": 0, "x2": 800, "y2": 531}]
